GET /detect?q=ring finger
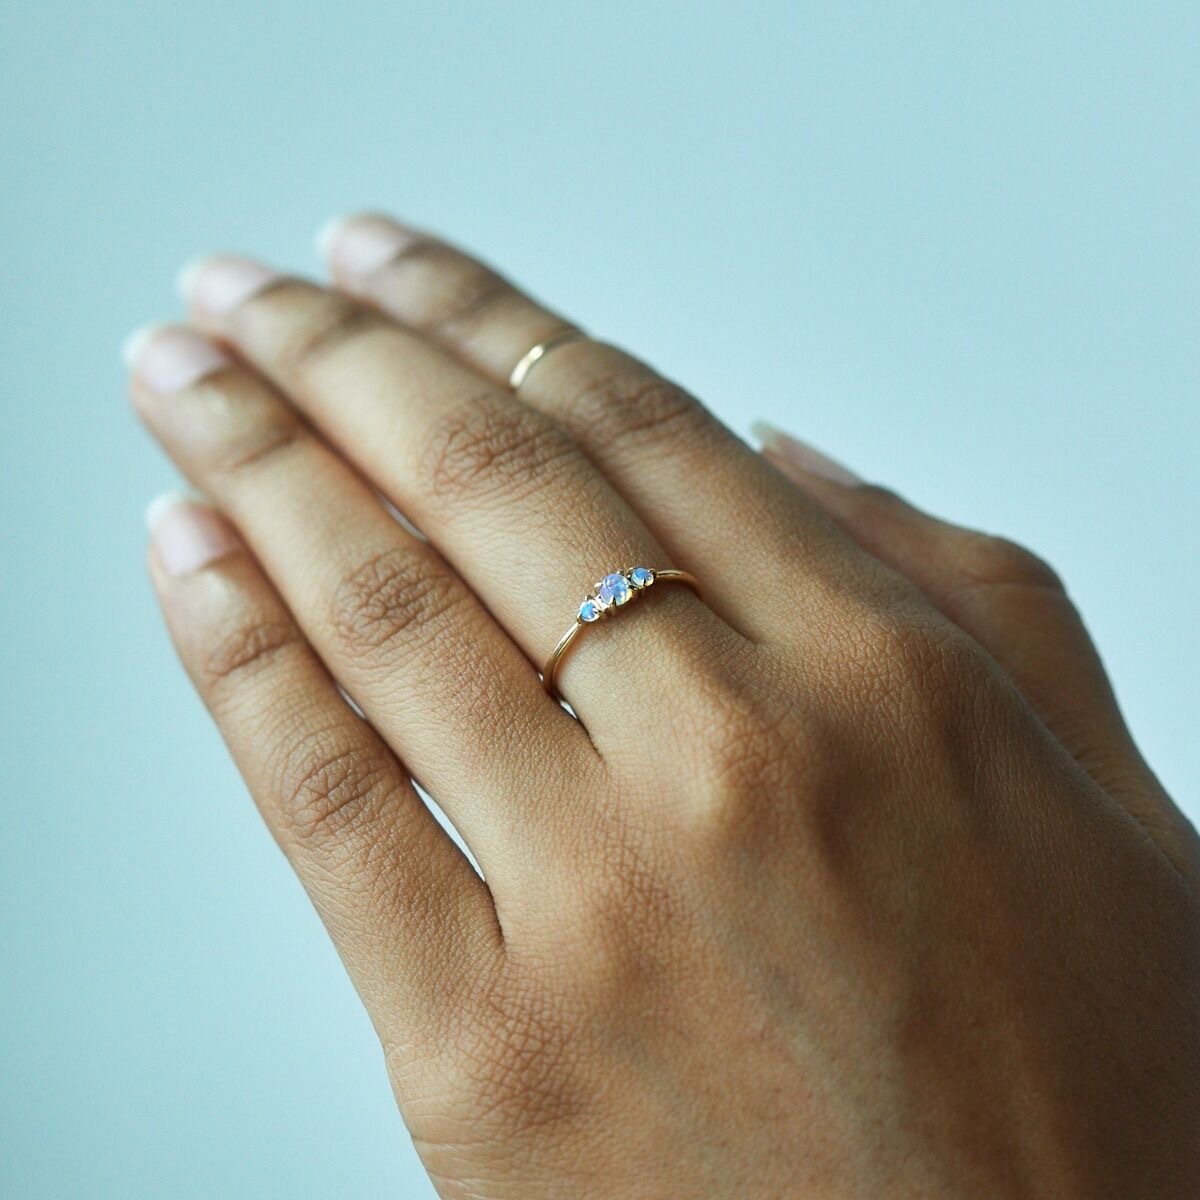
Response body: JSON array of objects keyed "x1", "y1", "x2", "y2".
[{"x1": 177, "y1": 258, "x2": 745, "y2": 735}]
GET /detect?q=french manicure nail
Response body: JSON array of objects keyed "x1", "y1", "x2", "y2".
[
  {"x1": 751, "y1": 422, "x2": 862, "y2": 486},
  {"x1": 122, "y1": 324, "x2": 230, "y2": 394},
  {"x1": 176, "y1": 254, "x2": 281, "y2": 316},
  {"x1": 317, "y1": 213, "x2": 418, "y2": 282},
  {"x1": 146, "y1": 492, "x2": 240, "y2": 576}
]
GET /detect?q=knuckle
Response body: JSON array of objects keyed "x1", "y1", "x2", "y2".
[
  {"x1": 187, "y1": 375, "x2": 308, "y2": 481},
  {"x1": 687, "y1": 687, "x2": 777, "y2": 786},
  {"x1": 421, "y1": 399, "x2": 578, "y2": 505},
  {"x1": 844, "y1": 607, "x2": 990, "y2": 735},
  {"x1": 562, "y1": 368, "x2": 708, "y2": 455},
  {"x1": 202, "y1": 617, "x2": 298, "y2": 689},
  {"x1": 272, "y1": 732, "x2": 393, "y2": 847},
  {"x1": 209, "y1": 420, "x2": 305, "y2": 479},
  {"x1": 330, "y1": 548, "x2": 463, "y2": 657},
  {"x1": 278, "y1": 292, "x2": 386, "y2": 376},
  {"x1": 573, "y1": 830, "x2": 681, "y2": 955},
  {"x1": 954, "y1": 532, "x2": 1064, "y2": 594},
  {"x1": 409, "y1": 249, "x2": 512, "y2": 338},
  {"x1": 685, "y1": 704, "x2": 790, "y2": 836},
  {"x1": 445, "y1": 981, "x2": 587, "y2": 1140},
  {"x1": 649, "y1": 648, "x2": 793, "y2": 838}
]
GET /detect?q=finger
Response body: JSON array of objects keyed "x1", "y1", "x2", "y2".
[
  {"x1": 316, "y1": 213, "x2": 876, "y2": 640},
  {"x1": 127, "y1": 323, "x2": 595, "y2": 882},
  {"x1": 145, "y1": 493, "x2": 500, "y2": 1045},
  {"x1": 755, "y1": 424, "x2": 1200, "y2": 876},
  {"x1": 175, "y1": 258, "x2": 742, "y2": 735}
]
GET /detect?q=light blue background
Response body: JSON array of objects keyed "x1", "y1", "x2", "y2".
[{"x1": 2, "y1": 2, "x2": 1197, "y2": 1196}]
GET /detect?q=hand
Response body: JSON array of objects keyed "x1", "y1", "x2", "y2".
[{"x1": 127, "y1": 214, "x2": 1200, "y2": 1199}]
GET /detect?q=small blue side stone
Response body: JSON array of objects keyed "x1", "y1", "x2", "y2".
[
  {"x1": 579, "y1": 598, "x2": 602, "y2": 622},
  {"x1": 597, "y1": 572, "x2": 632, "y2": 606},
  {"x1": 629, "y1": 566, "x2": 655, "y2": 588}
]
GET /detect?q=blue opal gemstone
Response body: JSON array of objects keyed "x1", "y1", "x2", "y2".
[
  {"x1": 579, "y1": 598, "x2": 602, "y2": 622},
  {"x1": 629, "y1": 566, "x2": 655, "y2": 588},
  {"x1": 597, "y1": 572, "x2": 632, "y2": 606}
]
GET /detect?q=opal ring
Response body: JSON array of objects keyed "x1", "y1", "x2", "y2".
[
  {"x1": 509, "y1": 328, "x2": 589, "y2": 390},
  {"x1": 541, "y1": 567, "x2": 701, "y2": 700}
]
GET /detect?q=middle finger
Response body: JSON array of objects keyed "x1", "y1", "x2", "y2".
[{"x1": 179, "y1": 258, "x2": 744, "y2": 733}]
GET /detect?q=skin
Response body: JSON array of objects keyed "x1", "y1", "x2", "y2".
[{"x1": 129, "y1": 215, "x2": 1200, "y2": 1199}]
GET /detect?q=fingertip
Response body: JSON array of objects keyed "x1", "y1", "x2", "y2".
[
  {"x1": 122, "y1": 323, "x2": 231, "y2": 395},
  {"x1": 754, "y1": 423, "x2": 862, "y2": 487},
  {"x1": 317, "y1": 212, "x2": 419, "y2": 283},
  {"x1": 176, "y1": 253, "x2": 281, "y2": 317},
  {"x1": 144, "y1": 489, "x2": 197, "y2": 531},
  {"x1": 121, "y1": 321, "x2": 173, "y2": 371},
  {"x1": 315, "y1": 213, "x2": 354, "y2": 264},
  {"x1": 174, "y1": 254, "x2": 213, "y2": 305},
  {"x1": 145, "y1": 491, "x2": 240, "y2": 576}
]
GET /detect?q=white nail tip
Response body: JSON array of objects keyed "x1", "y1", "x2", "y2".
[
  {"x1": 315, "y1": 214, "x2": 353, "y2": 263},
  {"x1": 121, "y1": 322, "x2": 171, "y2": 370},
  {"x1": 749, "y1": 420, "x2": 783, "y2": 452},
  {"x1": 144, "y1": 490, "x2": 208, "y2": 532},
  {"x1": 175, "y1": 254, "x2": 214, "y2": 303}
]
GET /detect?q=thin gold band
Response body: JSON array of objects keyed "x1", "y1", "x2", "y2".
[
  {"x1": 542, "y1": 568, "x2": 701, "y2": 700},
  {"x1": 509, "y1": 328, "x2": 589, "y2": 390}
]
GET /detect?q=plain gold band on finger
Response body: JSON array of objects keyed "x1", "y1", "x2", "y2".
[
  {"x1": 508, "y1": 328, "x2": 589, "y2": 390},
  {"x1": 542, "y1": 567, "x2": 701, "y2": 701}
]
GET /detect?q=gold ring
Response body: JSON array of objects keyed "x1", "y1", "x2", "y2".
[
  {"x1": 542, "y1": 567, "x2": 701, "y2": 700},
  {"x1": 509, "y1": 328, "x2": 588, "y2": 390}
]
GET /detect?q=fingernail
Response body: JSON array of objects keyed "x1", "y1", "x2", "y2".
[
  {"x1": 751, "y1": 422, "x2": 862, "y2": 486},
  {"x1": 146, "y1": 492, "x2": 240, "y2": 576},
  {"x1": 176, "y1": 254, "x2": 281, "y2": 316},
  {"x1": 317, "y1": 213, "x2": 418, "y2": 283},
  {"x1": 122, "y1": 323, "x2": 230, "y2": 394}
]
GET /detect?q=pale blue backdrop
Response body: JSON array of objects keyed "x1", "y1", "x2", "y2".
[{"x1": 2, "y1": 2, "x2": 1197, "y2": 1196}]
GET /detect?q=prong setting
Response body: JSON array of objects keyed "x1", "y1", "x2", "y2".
[
  {"x1": 576, "y1": 568, "x2": 655, "y2": 625},
  {"x1": 547, "y1": 567, "x2": 699, "y2": 697}
]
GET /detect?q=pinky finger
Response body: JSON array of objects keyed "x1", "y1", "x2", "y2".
[{"x1": 146, "y1": 493, "x2": 501, "y2": 1048}]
